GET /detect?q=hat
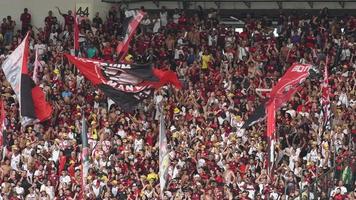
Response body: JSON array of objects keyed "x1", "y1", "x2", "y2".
[
  {"x1": 170, "y1": 126, "x2": 177, "y2": 132},
  {"x1": 235, "y1": 115, "x2": 241, "y2": 121},
  {"x1": 125, "y1": 54, "x2": 133, "y2": 62},
  {"x1": 174, "y1": 108, "x2": 180, "y2": 114},
  {"x1": 53, "y1": 68, "x2": 60, "y2": 74}
]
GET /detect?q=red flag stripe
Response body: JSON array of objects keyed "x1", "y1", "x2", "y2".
[{"x1": 116, "y1": 11, "x2": 146, "y2": 61}]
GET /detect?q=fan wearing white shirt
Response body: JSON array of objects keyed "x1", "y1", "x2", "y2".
[
  {"x1": 330, "y1": 180, "x2": 348, "y2": 196},
  {"x1": 34, "y1": 40, "x2": 47, "y2": 55},
  {"x1": 160, "y1": 8, "x2": 167, "y2": 27}
]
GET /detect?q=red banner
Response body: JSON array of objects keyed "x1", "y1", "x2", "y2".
[{"x1": 268, "y1": 63, "x2": 312, "y2": 109}]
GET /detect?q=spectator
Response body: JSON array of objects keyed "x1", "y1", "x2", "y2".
[
  {"x1": 56, "y1": 7, "x2": 74, "y2": 32},
  {"x1": 20, "y1": 8, "x2": 31, "y2": 36},
  {"x1": 4, "y1": 16, "x2": 15, "y2": 45}
]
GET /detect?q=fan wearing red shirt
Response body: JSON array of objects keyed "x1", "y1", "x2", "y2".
[
  {"x1": 20, "y1": 8, "x2": 31, "y2": 36},
  {"x1": 56, "y1": 7, "x2": 74, "y2": 32},
  {"x1": 45, "y1": 11, "x2": 57, "y2": 38},
  {"x1": 101, "y1": 42, "x2": 113, "y2": 61}
]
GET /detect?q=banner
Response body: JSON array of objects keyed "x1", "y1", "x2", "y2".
[
  {"x1": 267, "y1": 63, "x2": 313, "y2": 109},
  {"x1": 66, "y1": 54, "x2": 181, "y2": 111},
  {"x1": 117, "y1": 11, "x2": 146, "y2": 60},
  {"x1": 1, "y1": 33, "x2": 52, "y2": 126}
]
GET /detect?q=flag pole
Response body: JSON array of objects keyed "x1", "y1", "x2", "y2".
[
  {"x1": 80, "y1": 109, "x2": 88, "y2": 200},
  {"x1": 157, "y1": 93, "x2": 169, "y2": 199}
]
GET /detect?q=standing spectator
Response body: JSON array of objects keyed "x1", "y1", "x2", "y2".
[
  {"x1": 4, "y1": 16, "x2": 15, "y2": 45},
  {"x1": 160, "y1": 6, "x2": 167, "y2": 27},
  {"x1": 92, "y1": 12, "x2": 103, "y2": 29},
  {"x1": 20, "y1": 8, "x2": 31, "y2": 36},
  {"x1": 56, "y1": 7, "x2": 74, "y2": 32},
  {"x1": 44, "y1": 10, "x2": 57, "y2": 40}
]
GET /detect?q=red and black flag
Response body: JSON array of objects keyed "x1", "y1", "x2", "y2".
[
  {"x1": 242, "y1": 63, "x2": 316, "y2": 129},
  {"x1": 116, "y1": 10, "x2": 146, "y2": 61},
  {"x1": 1, "y1": 33, "x2": 52, "y2": 126},
  {"x1": 65, "y1": 54, "x2": 181, "y2": 111}
]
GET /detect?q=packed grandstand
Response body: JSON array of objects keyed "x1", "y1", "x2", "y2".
[{"x1": 0, "y1": 3, "x2": 355, "y2": 200}]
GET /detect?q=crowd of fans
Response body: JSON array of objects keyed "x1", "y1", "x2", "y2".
[{"x1": 0, "y1": 4, "x2": 355, "y2": 200}]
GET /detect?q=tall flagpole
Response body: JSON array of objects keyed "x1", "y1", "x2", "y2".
[
  {"x1": 157, "y1": 94, "x2": 169, "y2": 199},
  {"x1": 81, "y1": 110, "x2": 89, "y2": 200}
]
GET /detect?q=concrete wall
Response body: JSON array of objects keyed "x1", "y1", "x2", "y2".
[
  {"x1": 126, "y1": 1, "x2": 356, "y2": 10},
  {"x1": 0, "y1": 0, "x2": 112, "y2": 30},
  {"x1": 0, "y1": 0, "x2": 355, "y2": 30}
]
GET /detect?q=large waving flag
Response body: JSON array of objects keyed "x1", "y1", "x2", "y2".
[
  {"x1": 1, "y1": 33, "x2": 52, "y2": 126},
  {"x1": 117, "y1": 10, "x2": 146, "y2": 60},
  {"x1": 242, "y1": 63, "x2": 316, "y2": 129},
  {"x1": 81, "y1": 114, "x2": 89, "y2": 199},
  {"x1": 158, "y1": 101, "x2": 169, "y2": 198},
  {"x1": 266, "y1": 63, "x2": 314, "y2": 108},
  {"x1": 65, "y1": 54, "x2": 181, "y2": 111}
]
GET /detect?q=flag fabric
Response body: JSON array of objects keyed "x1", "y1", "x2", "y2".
[
  {"x1": 81, "y1": 114, "x2": 89, "y2": 199},
  {"x1": 74, "y1": 13, "x2": 80, "y2": 55},
  {"x1": 158, "y1": 102, "x2": 169, "y2": 198},
  {"x1": 1, "y1": 33, "x2": 52, "y2": 126},
  {"x1": 241, "y1": 102, "x2": 266, "y2": 129},
  {"x1": 65, "y1": 54, "x2": 181, "y2": 111},
  {"x1": 32, "y1": 49, "x2": 40, "y2": 84},
  {"x1": 117, "y1": 10, "x2": 146, "y2": 60},
  {"x1": 266, "y1": 99, "x2": 276, "y2": 177},
  {"x1": 107, "y1": 98, "x2": 115, "y2": 111},
  {"x1": 267, "y1": 63, "x2": 313, "y2": 109},
  {"x1": 242, "y1": 63, "x2": 316, "y2": 129},
  {"x1": 151, "y1": 68, "x2": 183, "y2": 89},
  {"x1": 0, "y1": 100, "x2": 5, "y2": 146}
]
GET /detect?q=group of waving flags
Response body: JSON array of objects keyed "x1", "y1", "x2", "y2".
[
  {"x1": 1, "y1": 8, "x2": 332, "y2": 197},
  {"x1": 0, "y1": 10, "x2": 177, "y2": 197},
  {"x1": 1, "y1": 10, "x2": 181, "y2": 125}
]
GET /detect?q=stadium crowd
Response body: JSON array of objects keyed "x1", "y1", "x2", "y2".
[{"x1": 0, "y1": 4, "x2": 355, "y2": 200}]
